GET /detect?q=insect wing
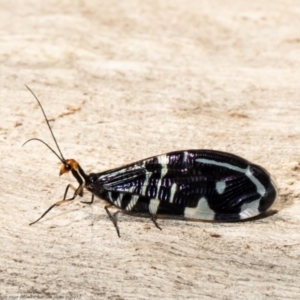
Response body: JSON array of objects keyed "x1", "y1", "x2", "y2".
[{"x1": 87, "y1": 150, "x2": 277, "y2": 220}]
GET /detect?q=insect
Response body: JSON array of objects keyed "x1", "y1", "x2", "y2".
[{"x1": 24, "y1": 85, "x2": 278, "y2": 237}]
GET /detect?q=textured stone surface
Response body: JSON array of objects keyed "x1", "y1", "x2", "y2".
[{"x1": 1, "y1": 0, "x2": 300, "y2": 298}]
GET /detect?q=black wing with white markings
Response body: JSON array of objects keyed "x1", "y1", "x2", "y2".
[{"x1": 86, "y1": 150, "x2": 277, "y2": 221}]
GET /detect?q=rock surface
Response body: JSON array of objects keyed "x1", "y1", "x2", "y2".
[{"x1": 1, "y1": 1, "x2": 300, "y2": 299}]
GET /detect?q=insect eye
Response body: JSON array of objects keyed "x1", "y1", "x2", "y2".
[{"x1": 65, "y1": 164, "x2": 71, "y2": 170}]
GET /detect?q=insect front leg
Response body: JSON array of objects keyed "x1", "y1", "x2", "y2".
[
  {"x1": 29, "y1": 183, "x2": 83, "y2": 226},
  {"x1": 63, "y1": 183, "x2": 84, "y2": 199},
  {"x1": 105, "y1": 205, "x2": 121, "y2": 238}
]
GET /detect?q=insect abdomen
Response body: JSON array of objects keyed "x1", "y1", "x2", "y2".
[{"x1": 86, "y1": 150, "x2": 277, "y2": 221}]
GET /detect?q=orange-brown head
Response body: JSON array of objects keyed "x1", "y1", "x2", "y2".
[
  {"x1": 59, "y1": 159, "x2": 79, "y2": 176},
  {"x1": 59, "y1": 159, "x2": 88, "y2": 188}
]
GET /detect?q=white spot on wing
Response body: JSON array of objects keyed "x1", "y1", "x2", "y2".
[
  {"x1": 183, "y1": 151, "x2": 188, "y2": 162},
  {"x1": 108, "y1": 192, "x2": 112, "y2": 201},
  {"x1": 128, "y1": 186, "x2": 136, "y2": 193},
  {"x1": 141, "y1": 175, "x2": 149, "y2": 196},
  {"x1": 184, "y1": 197, "x2": 215, "y2": 220},
  {"x1": 115, "y1": 193, "x2": 124, "y2": 207},
  {"x1": 125, "y1": 195, "x2": 139, "y2": 211},
  {"x1": 245, "y1": 167, "x2": 266, "y2": 196},
  {"x1": 216, "y1": 181, "x2": 226, "y2": 194},
  {"x1": 169, "y1": 183, "x2": 177, "y2": 203},
  {"x1": 149, "y1": 199, "x2": 160, "y2": 214},
  {"x1": 156, "y1": 155, "x2": 169, "y2": 200},
  {"x1": 157, "y1": 155, "x2": 169, "y2": 178},
  {"x1": 107, "y1": 192, "x2": 124, "y2": 208},
  {"x1": 239, "y1": 200, "x2": 260, "y2": 219}
]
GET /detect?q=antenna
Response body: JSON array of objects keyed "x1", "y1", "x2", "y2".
[
  {"x1": 24, "y1": 85, "x2": 66, "y2": 162},
  {"x1": 23, "y1": 138, "x2": 64, "y2": 163}
]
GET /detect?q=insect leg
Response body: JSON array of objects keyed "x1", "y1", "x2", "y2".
[
  {"x1": 151, "y1": 215, "x2": 162, "y2": 231},
  {"x1": 63, "y1": 184, "x2": 83, "y2": 199},
  {"x1": 81, "y1": 194, "x2": 94, "y2": 205},
  {"x1": 105, "y1": 205, "x2": 120, "y2": 238},
  {"x1": 63, "y1": 184, "x2": 75, "y2": 199},
  {"x1": 30, "y1": 184, "x2": 83, "y2": 225},
  {"x1": 29, "y1": 196, "x2": 77, "y2": 225}
]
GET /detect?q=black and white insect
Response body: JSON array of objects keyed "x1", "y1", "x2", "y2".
[{"x1": 25, "y1": 86, "x2": 278, "y2": 237}]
